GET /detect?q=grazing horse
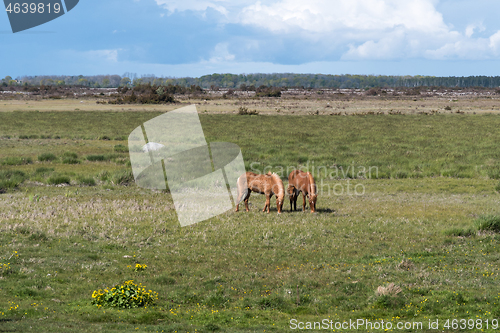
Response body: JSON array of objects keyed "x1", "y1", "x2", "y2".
[
  {"x1": 287, "y1": 170, "x2": 317, "y2": 213},
  {"x1": 235, "y1": 172, "x2": 284, "y2": 213}
]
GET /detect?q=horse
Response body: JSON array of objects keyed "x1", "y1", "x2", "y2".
[
  {"x1": 235, "y1": 172, "x2": 284, "y2": 213},
  {"x1": 287, "y1": 170, "x2": 317, "y2": 213}
]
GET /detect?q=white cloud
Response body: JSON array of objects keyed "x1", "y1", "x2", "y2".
[
  {"x1": 207, "y1": 43, "x2": 235, "y2": 62},
  {"x1": 489, "y1": 31, "x2": 500, "y2": 54},
  {"x1": 238, "y1": 0, "x2": 447, "y2": 34},
  {"x1": 154, "y1": 0, "x2": 230, "y2": 15},
  {"x1": 84, "y1": 49, "x2": 120, "y2": 62},
  {"x1": 152, "y1": 0, "x2": 500, "y2": 61}
]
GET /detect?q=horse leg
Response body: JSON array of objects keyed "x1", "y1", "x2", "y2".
[
  {"x1": 244, "y1": 191, "x2": 251, "y2": 212},
  {"x1": 264, "y1": 194, "x2": 271, "y2": 213},
  {"x1": 302, "y1": 192, "x2": 307, "y2": 212}
]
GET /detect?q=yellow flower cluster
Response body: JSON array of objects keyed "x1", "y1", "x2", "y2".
[
  {"x1": 127, "y1": 263, "x2": 147, "y2": 272},
  {"x1": 0, "y1": 263, "x2": 11, "y2": 275},
  {"x1": 91, "y1": 280, "x2": 158, "y2": 309}
]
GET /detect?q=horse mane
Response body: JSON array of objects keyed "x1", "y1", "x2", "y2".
[{"x1": 307, "y1": 172, "x2": 316, "y2": 197}]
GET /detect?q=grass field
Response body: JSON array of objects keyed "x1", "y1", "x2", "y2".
[{"x1": 1, "y1": 102, "x2": 500, "y2": 332}]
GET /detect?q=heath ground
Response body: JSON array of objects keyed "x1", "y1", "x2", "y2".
[{"x1": 1, "y1": 92, "x2": 500, "y2": 332}]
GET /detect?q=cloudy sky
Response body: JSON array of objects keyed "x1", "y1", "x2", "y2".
[{"x1": 2, "y1": 0, "x2": 500, "y2": 78}]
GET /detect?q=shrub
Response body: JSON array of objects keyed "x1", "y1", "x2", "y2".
[
  {"x1": 47, "y1": 174, "x2": 71, "y2": 185},
  {"x1": 475, "y1": 215, "x2": 500, "y2": 232},
  {"x1": 62, "y1": 152, "x2": 78, "y2": 159},
  {"x1": 91, "y1": 280, "x2": 158, "y2": 309},
  {"x1": 38, "y1": 153, "x2": 57, "y2": 162},
  {"x1": 98, "y1": 171, "x2": 110, "y2": 182},
  {"x1": 1, "y1": 156, "x2": 33, "y2": 165},
  {"x1": 112, "y1": 171, "x2": 134, "y2": 185},
  {"x1": 487, "y1": 167, "x2": 500, "y2": 180},
  {"x1": 114, "y1": 144, "x2": 129, "y2": 153},
  {"x1": 62, "y1": 157, "x2": 80, "y2": 164},
  {"x1": 35, "y1": 167, "x2": 54, "y2": 174},
  {"x1": 62, "y1": 152, "x2": 79, "y2": 164},
  {"x1": 238, "y1": 106, "x2": 258, "y2": 115},
  {"x1": 0, "y1": 170, "x2": 27, "y2": 192},
  {"x1": 77, "y1": 176, "x2": 96, "y2": 186},
  {"x1": 444, "y1": 227, "x2": 476, "y2": 237},
  {"x1": 86, "y1": 155, "x2": 106, "y2": 162}
]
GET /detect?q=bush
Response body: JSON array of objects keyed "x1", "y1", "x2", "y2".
[
  {"x1": 114, "y1": 144, "x2": 129, "y2": 153},
  {"x1": 62, "y1": 152, "x2": 79, "y2": 164},
  {"x1": 112, "y1": 171, "x2": 134, "y2": 185},
  {"x1": 86, "y1": 155, "x2": 106, "y2": 162},
  {"x1": 444, "y1": 227, "x2": 475, "y2": 237},
  {"x1": 98, "y1": 171, "x2": 110, "y2": 182},
  {"x1": 1, "y1": 156, "x2": 33, "y2": 165},
  {"x1": 35, "y1": 167, "x2": 54, "y2": 174},
  {"x1": 38, "y1": 153, "x2": 57, "y2": 162},
  {"x1": 47, "y1": 174, "x2": 70, "y2": 185},
  {"x1": 487, "y1": 167, "x2": 500, "y2": 180},
  {"x1": 475, "y1": 215, "x2": 500, "y2": 232},
  {"x1": 77, "y1": 176, "x2": 96, "y2": 186},
  {"x1": 238, "y1": 106, "x2": 258, "y2": 115},
  {"x1": 62, "y1": 157, "x2": 80, "y2": 164},
  {"x1": 0, "y1": 170, "x2": 27, "y2": 192},
  {"x1": 62, "y1": 152, "x2": 78, "y2": 159},
  {"x1": 91, "y1": 280, "x2": 158, "y2": 309}
]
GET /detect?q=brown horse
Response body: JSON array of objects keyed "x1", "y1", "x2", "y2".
[
  {"x1": 235, "y1": 172, "x2": 284, "y2": 213},
  {"x1": 287, "y1": 170, "x2": 317, "y2": 213}
]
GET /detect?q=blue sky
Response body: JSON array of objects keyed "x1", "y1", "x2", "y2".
[{"x1": 2, "y1": 0, "x2": 500, "y2": 78}]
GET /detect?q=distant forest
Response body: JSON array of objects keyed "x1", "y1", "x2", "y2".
[{"x1": 4, "y1": 73, "x2": 500, "y2": 89}]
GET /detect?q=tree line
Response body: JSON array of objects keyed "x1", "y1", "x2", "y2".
[{"x1": 3, "y1": 74, "x2": 500, "y2": 89}]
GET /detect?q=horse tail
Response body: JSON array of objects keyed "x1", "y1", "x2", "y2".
[
  {"x1": 271, "y1": 173, "x2": 285, "y2": 201},
  {"x1": 236, "y1": 174, "x2": 248, "y2": 204},
  {"x1": 307, "y1": 172, "x2": 316, "y2": 196}
]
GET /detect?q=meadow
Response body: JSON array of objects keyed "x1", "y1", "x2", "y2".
[{"x1": 1, "y1": 100, "x2": 500, "y2": 332}]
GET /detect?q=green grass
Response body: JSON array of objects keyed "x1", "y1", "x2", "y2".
[
  {"x1": 38, "y1": 153, "x2": 57, "y2": 162},
  {"x1": 475, "y1": 215, "x2": 500, "y2": 232},
  {"x1": 47, "y1": 174, "x2": 71, "y2": 185},
  {"x1": 1, "y1": 111, "x2": 500, "y2": 332},
  {"x1": 0, "y1": 169, "x2": 27, "y2": 192},
  {"x1": 1, "y1": 156, "x2": 33, "y2": 165}
]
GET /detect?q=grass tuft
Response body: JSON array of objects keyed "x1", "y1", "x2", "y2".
[
  {"x1": 112, "y1": 171, "x2": 134, "y2": 185},
  {"x1": 444, "y1": 227, "x2": 476, "y2": 237},
  {"x1": 38, "y1": 153, "x2": 57, "y2": 162},
  {"x1": 0, "y1": 170, "x2": 27, "y2": 192},
  {"x1": 1, "y1": 156, "x2": 33, "y2": 165},
  {"x1": 47, "y1": 174, "x2": 71, "y2": 185},
  {"x1": 114, "y1": 144, "x2": 129, "y2": 153},
  {"x1": 475, "y1": 215, "x2": 500, "y2": 232},
  {"x1": 77, "y1": 176, "x2": 96, "y2": 186}
]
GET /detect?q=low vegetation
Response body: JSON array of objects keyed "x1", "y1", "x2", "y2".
[{"x1": 1, "y1": 107, "x2": 500, "y2": 332}]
